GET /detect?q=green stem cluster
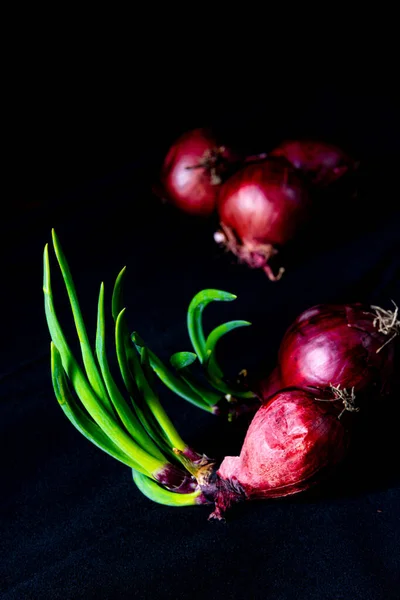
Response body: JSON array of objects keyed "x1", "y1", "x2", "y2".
[
  {"x1": 133, "y1": 289, "x2": 255, "y2": 418},
  {"x1": 44, "y1": 230, "x2": 206, "y2": 507}
]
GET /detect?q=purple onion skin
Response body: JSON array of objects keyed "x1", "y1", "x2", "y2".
[
  {"x1": 157, "y1": 128, "x2": 238, "y2": 217},
  {"x1": 270, "y1": 139, "x2": 357, "y2": 188},
  {"x1": 217, "y1": 159, "x2": 311, "y2": 248},
  {"x1": 275, "y1": 304, "x2": 395, "y2": 399},
  {"x1": 208, "y1": 389, "x2": 349, "y2": 519}
]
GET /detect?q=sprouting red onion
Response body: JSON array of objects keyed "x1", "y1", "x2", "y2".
[
  {"x1": 214, "y1": 159, "x2": 311, "y2": 281},
  {"x1": 270, "y1": 139, "x2": 358, "y2": 188},
  {"x1": 155, "y1": 128, "x2": 238, "y2": 216},
  {"x1": 258, "y1": 303, "x2": 398, "y2": 403},
  {"x1": 206, "y1": 388, "x2": 350, "y2": 518}
]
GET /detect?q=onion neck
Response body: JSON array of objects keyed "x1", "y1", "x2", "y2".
[
  {"x1": 155, "y1": 463, "x2": 198, "y2": 494},
  {"x1": 158, "y1": 449, "x2": 247, "y2": 519},
  {"x1": 185, "y1": 146, "x2": 229, "y2": 185},
  {"x1": 196, "y1": 464, "x2": 247, "y2": 521}
]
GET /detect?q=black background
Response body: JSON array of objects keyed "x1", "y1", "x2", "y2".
[{"x1": 1, "y1": 41, "x2": 400, "y2": 599}]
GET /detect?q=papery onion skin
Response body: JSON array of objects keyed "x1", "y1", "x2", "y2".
[
  {"x1": 270, "y1": 139, "x2": 357, "y2": 188},
  {"x1": 214, "y1": 389, "x2": 349, "y2": 510},
  {"x1": 157, "y1": 128, "x2": 237, "y2": 216},
  {"x1": 215, "y1": 159, "x2": 311, "y2": 280},
  {"x1": 276, "y1": 304, "x2": 396, "y2": 398}
]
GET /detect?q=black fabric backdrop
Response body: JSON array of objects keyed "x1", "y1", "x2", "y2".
[{"x1": 1, "y1": 81, "x2": 400, "y2": 599}]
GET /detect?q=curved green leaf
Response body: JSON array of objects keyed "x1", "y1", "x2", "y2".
[
  {"x1": 132, "y1": 470, "x2": 202, "y2": 506},
  {"x1": 44, "y1": 242, "x2": 165, "y2": 477},
  {"x1": 132, "y1": 333, "x2": 214, "y2": 413},
  {"x1": 95, "y1": 283, "x2": 166, "y2": 461},
  {"x1": 51, "y1": 342, "x2": 142, "y2": 471},
  {"x1": 51, "y1": 229, "x2": 113, "y2": 414},
  {"x1": 179, "y1": 373, "x2": 221, "y2": 408},
  {"x1": 170, "y1": 352, "x2": 198, "y2": 370},
  {"x1": 187, "y1": 289, "x2": 237, "y2": 362},
  {"x1": 112, "y1": 266, "x2": 127, "y2": 322},
  {"x1": 169, "y1": 352, "x2": 221, "y2": 408},
  {"x1": 113, "y1": 307, "x2": 171, "y2": 456},
  {"x1": 204, "y1": 319, "x2": 254, "y2": 398},
  {"x1": 112, "y1": 279, "x2": 185, "y2": 461},
  {"x1": 205, "y1": 320, "x2": 252, "y2": 357},
  {"x1": 116, "y1": 310, "x2": 188, "y2": 452}
]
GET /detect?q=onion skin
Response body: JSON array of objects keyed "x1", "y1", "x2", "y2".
[
  {"x1": 270, "y1": 139, "x2": 357, "y2": 188},
  {"x1": 210, "y1": 389, "x2": 349, "y2": 517},
  {"x1": 253, "y1": 365, "x2": 282, "y2": 403},
  {"x1": 265, "y1": 304, "x2": 396, "y2": 401},
  {"x1": 157, "y1": 128, "x2": 237, "y2": 216},
  {"x1": 215, "y1": 160, "x2": 311, "y2": 280}
]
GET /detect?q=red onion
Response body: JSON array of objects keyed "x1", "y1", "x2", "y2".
[
  {"x1": 207, "y1": 388, "x2": 350, "y2": 518},
  {"x1": 155, "y1": 128, "x2": 238, "y2": 216},
  {"x1": 270, "y1": 139, "x2": 358, "y2": 188},
  {"x1": 214, "y1": 159, "x2": 311, "y2": 281},
  {"x1": 258, "y1": 303, "x2": 398, "y2": 403}
]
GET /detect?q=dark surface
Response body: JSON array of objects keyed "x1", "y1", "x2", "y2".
[{"x1": 2, "y1": 86, "x2": 400, "y2": 599}]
